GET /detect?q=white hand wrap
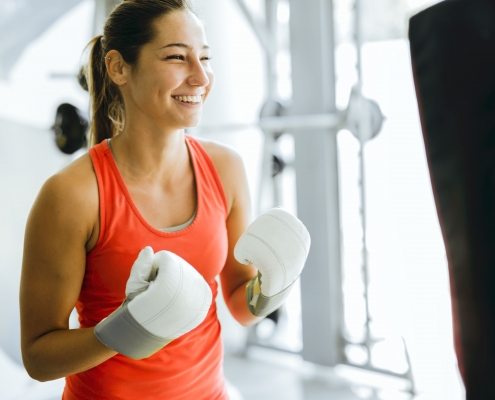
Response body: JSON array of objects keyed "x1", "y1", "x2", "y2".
[
  {"x1": 94, "y1": 247, "x2": 212, "y2": 359},
  {"x1": 234, "y1": 207, "x2": 311, "y2": 317}
]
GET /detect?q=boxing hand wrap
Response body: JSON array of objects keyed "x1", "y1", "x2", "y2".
[
  {"x1": 94, "y1": 248, "x2": 212, "y2": 359},
  {"x1": 234, "y1": 208, "x2": 311, "y2": 317}
]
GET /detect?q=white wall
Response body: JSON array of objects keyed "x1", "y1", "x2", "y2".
[{"x1": 0, "y1": 1, "x2": 92, "y2": 128}]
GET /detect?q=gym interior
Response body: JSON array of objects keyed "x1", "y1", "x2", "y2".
[{"x1": 2, "y1": 0, "x2": 493, "y2": 399}]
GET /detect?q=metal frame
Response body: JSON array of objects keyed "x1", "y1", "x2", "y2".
[
  {"x1": 195, "y1": 112, "x2": 346, "y2": 134},
  {"x1": 287, "y1": 0, "x2": 346, "y2": 368},
  {"x1": 226, "y1": 0, "x2": 416, "y2": 395}
]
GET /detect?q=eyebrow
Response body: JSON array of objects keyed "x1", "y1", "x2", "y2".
[{"x1": 159, "y1": 43, "x2": 210, "y2": 50}]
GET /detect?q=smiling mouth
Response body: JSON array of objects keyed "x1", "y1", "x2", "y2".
[{"x1": 173, "y1": 95, "x2": 203, "y2": 104}]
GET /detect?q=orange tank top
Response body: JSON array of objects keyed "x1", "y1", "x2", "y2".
[{"x1": 63, "y1": 136, "x2": 230, "y2": 400}]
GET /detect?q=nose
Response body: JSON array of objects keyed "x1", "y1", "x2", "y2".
[{"x1": 187, "y1": 59, "x2": 210, "y2": 88}]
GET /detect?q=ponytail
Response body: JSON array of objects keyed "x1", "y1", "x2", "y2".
[{"x1": 87, "y1": 35, "x2": 125, "y2": 146}]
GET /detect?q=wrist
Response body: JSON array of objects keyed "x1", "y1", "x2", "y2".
[
  {"x1": 227, "y1": 278, "x2": 264, "y2": 327},
  {"x1": 245, "y1": 271, "x2": 298, "y2": 317}
]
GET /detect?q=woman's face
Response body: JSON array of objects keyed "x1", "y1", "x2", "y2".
[{"x1": 123, "y1": 10, "x2": 214, "y2": 129}]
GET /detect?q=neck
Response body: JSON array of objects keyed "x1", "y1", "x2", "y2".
[{"x1": 109, "y1": 125, "x2": 190, "y2": 186}]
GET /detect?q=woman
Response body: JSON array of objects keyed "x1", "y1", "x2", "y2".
[{"x1": 20, "y1": 1, "x2": 309, "y2": 398}]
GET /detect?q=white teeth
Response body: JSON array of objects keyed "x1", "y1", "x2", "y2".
[{"x1": 174, "y1": 95, "x2": 202, "y2": 103}]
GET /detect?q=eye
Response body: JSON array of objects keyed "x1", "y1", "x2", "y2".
[
  {"x1": 201, "y1": 57, "x2": 212, "y2": 61},
  {"x1": 165, "y1": 55, "x2": 185, "y2": 60}
]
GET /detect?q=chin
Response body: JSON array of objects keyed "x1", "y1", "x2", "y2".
[{"x1": 181, "y1": 116, "x2": 202, "y2": 129}]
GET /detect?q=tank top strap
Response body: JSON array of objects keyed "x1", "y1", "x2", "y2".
[
  {"x1": 185, "y1": 135, "x2": 228, "y2": 219},
  {"x1": 88, "y1": 141, "x2": 115, "y2": 249}
]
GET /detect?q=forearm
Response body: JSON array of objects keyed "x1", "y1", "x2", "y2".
[
  {"x1": 227, "y1": 279, "x2": 264, "y2": 327},
  {"x1": 24, "y1": 327, "x2": 117, "y2": 382}
]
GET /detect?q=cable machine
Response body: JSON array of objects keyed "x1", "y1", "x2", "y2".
[{"x1": 218, "y1": 0, "x2": 416, "y2": 396}]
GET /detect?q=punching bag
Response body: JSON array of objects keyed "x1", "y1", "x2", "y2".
[{"x1": 409, "y1": 0, "x2": 495, "y2": 398}]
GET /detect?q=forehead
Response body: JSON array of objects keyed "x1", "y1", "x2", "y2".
[{"x1": 152, "y1": 10, "x2": 207, "y2": 47}]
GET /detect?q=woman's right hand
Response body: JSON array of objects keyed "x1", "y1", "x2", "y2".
[{"x1": 94, "y1": 247, "x2": 212, "y2": 359}]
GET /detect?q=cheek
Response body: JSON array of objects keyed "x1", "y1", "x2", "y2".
[
  {"x1": 141, "y1": 76, "x2": 173, "y2": 106},
  {"x1": 130, "y1": 74, "x2": 158, "y2": 104}
]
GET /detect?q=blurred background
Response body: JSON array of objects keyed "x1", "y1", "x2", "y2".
[{"x1": 0, "y1": 0, "x2": 465, "y2": 399}]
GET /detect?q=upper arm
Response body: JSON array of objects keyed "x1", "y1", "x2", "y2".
[
  {"x1": 20, "y1": 158, "x2": 98, "y2": 357},
  {"x1": 199, "y1": 139, "x2": 258, "y2": 305}
]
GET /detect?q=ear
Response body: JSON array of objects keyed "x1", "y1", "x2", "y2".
[{"x1": 105, "y1": 50, "x2": 129, "y2": 86}]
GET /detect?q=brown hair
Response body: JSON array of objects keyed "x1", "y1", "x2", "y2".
[{"x1": 86, "y1": 0, "x2": 194, "y2": 146}]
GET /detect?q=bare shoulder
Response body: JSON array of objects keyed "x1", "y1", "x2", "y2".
[
  {"x1": 34, "y1": 153, "x2": 99, "y2": 248},
  {"x1": 194, "y1": 136, "x2": 243, "y2": 167},
  {"x1": 43, "y1": 153, "x2": 97, "y2": 208},
  {"x1": 194, "y1": 137, "x2": 249, "y2": 214}
]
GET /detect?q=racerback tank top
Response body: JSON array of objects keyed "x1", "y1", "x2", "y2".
[{"x1": 63, "y1": 135, "x2": 230, "y2": 400}]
